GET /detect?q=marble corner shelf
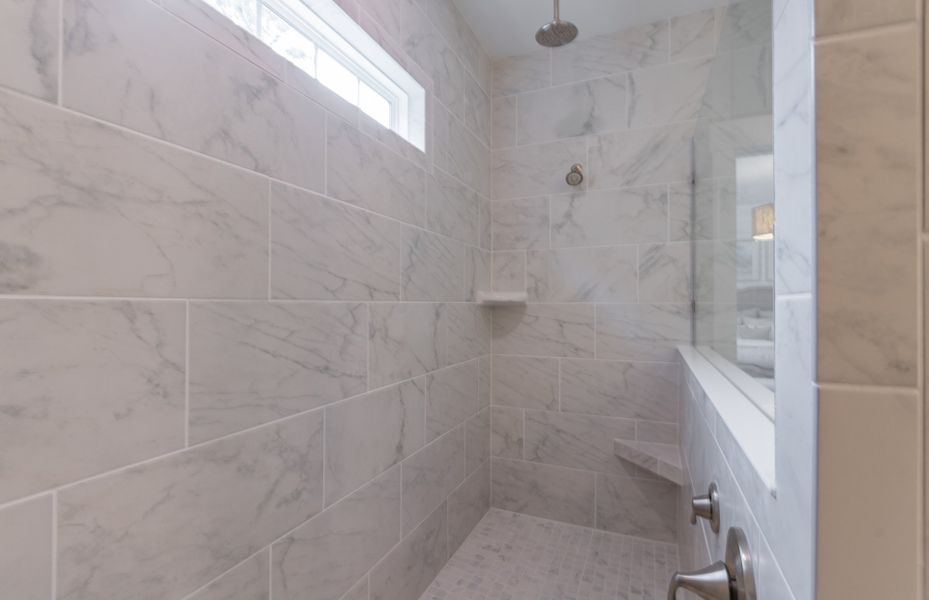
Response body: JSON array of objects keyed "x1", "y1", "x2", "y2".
[
  {"x1": 613, "y1": 439, "x2": 683, "y2": 485},
  {"x1": 475, "y1": 291, "x2": 528, "y2": 306}
]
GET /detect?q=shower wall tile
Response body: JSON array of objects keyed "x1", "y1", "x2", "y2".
[
  {"x1": 434, "y1": 102, "x2": 492, "y2": 197},
  {"x1": 464, "y1": 72, "x2": 492, "y2": 145},
  {"x1": 447, "y1": 461, "x2": 491, "y2": 554},
  {"x1": 465, "y1": 408, "x2": 491, "y2": 474},
  {"x1": 427, "y1": 169, "x2": 481, "y2": 246},
  {"x1": 369, "y1": 303, "x2": 447, "y2": 388},
  {"x1": 596, "y1": 303, "x2": 691, "y2": 362},
  {"x1": 270, "y1": 184, "x2": 404, "y2": 301},
  {"x1": 628, "y1": 57, "x2": 713, "y2": 128},
  {"x1": 272, "y1": 468, "x2": 402, "y2": 600},
  {"x1": 402, "y1": 428, "x2": 466, "y2": 534},
  {"x1": 492, "y1": 51, "x2": 551, "y2": 97},
  {"x1": 402, "y1": 228, "x2": 465, "y2": 302},
  {"x1": 527, "y1": 246, "x2": 638, "y2": 303},
  {"x1": 523, "y1": 411, "x2": 637, "y2": 476},
  {"x1": 670, "y1": 181, "x2": 715, "y2": 242},
  {"x1": 492, "y1": 355, "x2": 559, "y2": 410},
  {"x1": 493, "y1": 139, "x2": 588, "y2": 200},
  {"x1": 670, "y1": 8, "x2": 719, "y2": 61},
  {"x1": 188, "y1": 551, "x2": 269, "y2": 600},
  {"x1": 188, "y1": 302, "x2": 368, "y2": 443},
  {"x1": 0, "y1": 0, "x2": 58, "y2": 100},
  {"x1": 0, "y1": 300, "x2": 185, "y2": 504},
  {"x1": 447, "y1": 303, "x2": 492, "y2": 365},
  {"x1": 492, "y1": 407, "x2": 525, "y2": 459},
  {"x1": 370, "y1": 501, "x2": 448, "y2": 600},
  {"x1": 493, "y1": 304, "x2": 596, "y2": 358},
  {"x1": 465, "y1": 247, "x2": 492, "y2": 301},
  {"x1": 814, "y1": 0, "x2": 915, "y2": 36},
  {"x1": 589, "y1": 124, "x2": 693, "y2": 190},
  {"x1": 550, "y1": 187, "x2": 669, "y2": 248},
  {"x1": 637, "y1": 421, "x2": 679, "y2": 445},
  {"x1": 491, "y1": 458, "x2": 595, "y2": 527},
  {"x1": 62, "y1": 0, "x2": 326, "y2": 191},
  {"x1": 58, "y1": 412, "x2": 325, "y2": 600},
  {"x1": 551, "y1": 22, "x2": 669, "y2": 86},
  {"x1": 492, "y1": 251, "x2": 527, "y2": 292},
  {"x1": 492, "y1": 96, "x2": 518, "y2": 149},
  {"x1": 716, "y1": 0, "x2": 772, "y2": 51},
  {"x1": 0, "y1": 90, "x2": 268, "y2": 298},
  {"x1": 560, "y1": 359, "x2": 679, "y2": 422},
  {"x1": 596, "y1": 474, "x2": 678, "y2": 542},
  {"x1": 638, "y1": 242, "x2": 693, "y2": 303},
  {"x1": 516, "y1": 76, "x2": 627, "y2": 145},
  {"x1": 341, "y1": 578, "x2": 369, "y2": 600},
  {"x1": 325, "y1": 379, "x2": 426, "y2": 505},
  {"x1": 426, "y1": 0, "x2": 491, "y2": 92},
  {"x1": 426, "y1": 360, "x2": 481, "y2": 441},
  {"x1": 328, "y1": 116, "x2": 427, "y2": 227},
  {"x1": 0, "y1": 495, "x2": 53, "y2": 600},
  {"x1": 492, "y1": 197, "x2": 551, "y2": 250}
]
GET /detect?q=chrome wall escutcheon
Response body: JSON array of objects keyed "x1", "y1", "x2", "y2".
[
  {"x1": 690, "y1": 482, "x2": 720, "y2": 533},
  {"x1": 565, "y1": 163, "x2": 584, "y2": 186},
  {"x1": 666, "y1": 527, "x2": 756, "y2": 600}
]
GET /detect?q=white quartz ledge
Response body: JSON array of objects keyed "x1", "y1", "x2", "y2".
[
  {"x1": 475, "y1": 291, "x2": 528, "y2": 306},
  {"x1": 677, "y1": 345, "x2": 777, "y2": 492},
  {"x1": 613, "y1": 439, "x2": 683, "y2": 485}
]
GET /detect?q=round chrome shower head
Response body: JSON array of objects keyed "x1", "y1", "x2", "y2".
[{"x1": 536, "y1": 0, "x2": 578, "y2": 47}]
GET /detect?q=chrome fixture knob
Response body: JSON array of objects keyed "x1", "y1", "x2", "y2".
[
  {"x1": 690, "y1": 482, "x2": 720, "y2": 533},
  {"x1": 667, "y1": 528, "x2": 756, "y2": 600},
  {"x1": 565, "y1": 163, "x2": 584, "y2": 186}
]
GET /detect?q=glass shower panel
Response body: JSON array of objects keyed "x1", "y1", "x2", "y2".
[{"x1": 692, "y1": 0, "x2": 775, "y2": 417}]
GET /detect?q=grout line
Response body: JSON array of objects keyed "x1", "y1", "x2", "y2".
[
  {"x1": 267, "y1": 179, "x2": 273, "y2": 300},
  {"x1": 50, "y1": 491, "x2": 58, "y2": 600},
  {"x1": 57, "y1": 0, "x2": 64, "y2": 107},
  {"x1": 268, "y1": 547, "x2": 273, "y2": 600},
  {"x1": 184, "y1": 300, "x2": 190, "y2": 448}
]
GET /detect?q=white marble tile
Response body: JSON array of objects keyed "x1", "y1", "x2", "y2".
[
  {"x1": 491, "y1": 458, "x2": 595, "y2": 527},
  {"x1": 815, "y1": 0, "x2": 915, "y2": 36},
  {"x1": 491, "y1": 251, "x2": 526, "y2": 292},
  {"x1": 493, "y1": 304, "x2": 596, "y2": 358},
  {"x1": 63, "y1": 0, "x2": 326, "y2": 191},
  {"x1": 402, "y1": 428, "x2": 465, "y2": 534},
  {"x1": 325, "y1": 379, "x2": 425, "y2": 505},
  {"x1": 426, "y1": 361, "x2": 480, "y2": 441},
  {"x1": 426, "y1": 0, "x2": 490, "y2": 93},
  {"x1": 596, "y1": 303, "x2": 691, "y2": 362},
  {"x1": 465, "y1": 407, "x2": 490, "y2": 475},
  {"x1": 327, "y1": 116, "x2": 427, "y2": 227},
  {"x1": 402, "y1": 228, "x2": 464, "y2": 301},
  {"x1": 464, "y1": 246, "x2": 491, "y2": 301},
  {"x1": 551, "y1": 22, "x2": 668, "y2": 86},
  {"x1": 369, "y1": 303, "x2": 447, "y2": 388},
  {"x1": 188, "y1": 302, "x2": 367, "y2": 443},
  {"x1": 816, "y1": 27, "x2": 919, "y2": 386},
  {"x1": 0, "y1": 495, "x2": 53, "y2": 600},
  {"x1": 358, "y1": 109, "x2": 428, "y2": 170},
  {"x1": 670, "y1": 8, "x2": 719, "y2": 61},
  {"x1": 272, "y1": 467, "x2": 402, "y2": 600},
  {"x1": 479, "y1": 197, "x2": 492, "y2": 250},
  {"x1": 427, "y1": 169, "x2": 481, "y2": 246},
  {"x1": 188, "y1": 551, "x2": 269, "y2": 600},
  {"x1": 447, "y1": 303, "x2": 491, "y2": 364},
  {"x1": 340, "y1": 578, "x2": 369, "y2": 600},
  {"x1": 716, "y1": 0, "x2": 772, "y2": 51},
  {"x1": 0, "y1": 90, "x2": 269, "y2": 298},
  {"x1": 551, "y1": 186, "x2": 669, "y2": 248},
  {"x1": 447, "y1": 461, "x2": 490, "y2": 554},
  {"x1": 596, "y1": 474, "x2": 677, "y2": 542},
  {"x1": 517, "y1": 76, "x2": 627, "y2": 145},
  {"x1": 492, "y1": 355, "x2": 558, "y2": 410},
  {"x1": 434, "y1": 102, "x2": 491, "y2": 197},
  {"x1": 491, "y1": 407, "x2": 524, "y2": 459},
  {"x1": 560, "y1": 359, "x2": 678, "y2": 422},
  {"x1": 524, "y1": 410, "x2": 637, "y2": 477},
  {"x1": 58, "y1": 413, "x2": 324, "y2": 600},
  {"x1": 0, "y1": 300, "x2": 185, "y2": 504},
  {"x1": 478, "y1": 355, "x2": 492, "y2": 408},
  {"x1": 639, "y1": 242, "x2": 692, "y2": 303},
  {"x1": 492, "y1": 51, "x2": 550, "y2": 96},
  {"x1": 527, "y1": 246, "x2": 637, "y2": 303},
  {"x1": 492, "y1": 197, "x2": 550, "y2": 250},
  {"x1": 636, "y1": 421, "x2": 679, "y2": 445},
  {"x1": 464, "y1": 71, "x2": 491, "y2": 145},
  {"x1": 493, "y1": 138, "x2": 587, "y2": 200},
  {"x1": 492, "y1": 95, "x2": 517, "y2": 149},
  {"x1": 370, "y1": 501, "x2": 448, "y2": 600},
  {"x1": 669, "y1": 180, "x2": 715, "y2": 242},
  {"x1": 628, "y1": 57, "x2": 713, "y2": 129},
  {"x1": 589, "y1": 124, "x2": 694, "y2": 190},
  {"x1": 0, "y1": 0, "x2": 58, "y2": 100},
  {"x1": 270, "y1": 184, "x2": 403, "y2": 300}
]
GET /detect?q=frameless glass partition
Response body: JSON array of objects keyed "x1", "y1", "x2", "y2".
[{"x1": 692, "y1": 0, "x2": 775, "y2": 418}]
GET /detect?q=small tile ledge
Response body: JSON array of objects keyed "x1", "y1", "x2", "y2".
[
  {"x1": 475, "y1": 291, "x2": 528, "y2": 306},
  {"x1": 613, "y1": 439, "x2": 683, "y2": 485}
]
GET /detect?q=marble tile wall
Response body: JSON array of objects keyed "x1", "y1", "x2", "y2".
[
  {"x1": 487, "y1": 7, "x2": 731, "y2": 544},
  {"x1": 0, "y1": 0, "x2": 492, "y2": 598}
]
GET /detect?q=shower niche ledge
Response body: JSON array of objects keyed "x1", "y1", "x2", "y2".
[
  {"x1": 475, "y1": 291, "x2": 528, "y2": 306},
  {"x1": 613, "y1": 439, "x2": 683, "y2": 485}
]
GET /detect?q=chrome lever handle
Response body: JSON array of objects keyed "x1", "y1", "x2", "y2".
[
  {"x1": 667, "y1": 528, "x2": 756, "y2": 600},
  {"x1": 667, "y1": 561, "x2": 730, "y2": 600},
  {"x1": 690, "y1": 482, "x2": 720, "y2": 533}
]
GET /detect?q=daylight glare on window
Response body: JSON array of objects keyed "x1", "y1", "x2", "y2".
[{"x1": 201, "y1": 0, "x2": 423, "y2": 146}]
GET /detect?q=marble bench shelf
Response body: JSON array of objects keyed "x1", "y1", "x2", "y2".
[
  {"x1": 613, "y1": 439, "x2": 684, "y2": 485},
  {"x1": 475, "y1": 291, "x2": 528, "y2": 306}
]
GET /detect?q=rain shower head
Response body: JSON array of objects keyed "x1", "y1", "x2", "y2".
[{"x1": 535, "y1": 0, "x2": 578, "y2": 47}]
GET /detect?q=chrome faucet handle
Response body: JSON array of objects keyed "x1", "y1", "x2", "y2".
[
  {"x1": 666, "y1": 528, "x2": 756, "y2": 600},
  {"x1": 690, "y1": 482, "x2": 720, "y2": 533}
]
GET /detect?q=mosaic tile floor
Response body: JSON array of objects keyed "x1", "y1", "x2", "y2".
[{"x1": 420, "y1": 508, "x2": 679, "y2": 600}]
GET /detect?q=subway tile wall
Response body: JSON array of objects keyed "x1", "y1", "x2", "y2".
[{"x1": 0, "y1": 0, "x2": 492, "y2": 598}]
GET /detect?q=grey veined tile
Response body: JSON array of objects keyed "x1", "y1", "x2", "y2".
[
  {"x1": 426, "y1": 169, "x2": 481, "y2": 246},
  {"x1": 628, "y1": 57, "x2": 713, "y2": 129},
  {"x1": 493, "y1": 304, "x2": 595, "y2": 358},
  {"x1": 596, "y1": 303, "x2": 691, "y2": 362},
  {"x1": 639, "y1": 242, "x2": 692, "y2": 303},
  {"x1": 670, "y1": 8, "x2": 719, "y2": 61},
  {"x1": 492, "y1": 407, "x2": 524, "y2": 459},
  {"x1": 427, "y1": 361, "x2": 481, "y2": 441},
  {"x1": 589, "y1": 123, "x2": 694, "y2": 190},
  {"x1": 0, "y1": 300, "x2": 185, "y2": 504},
  {"x1": 272, "y1": 468, "x2": 402, "y2": 600},
  {"x1": 560, "y1": 359, "x2": 679, "y2": 422},
  {"x1": 492, "y1": 355, "x2": 558, "y2": 410},
  {"x1": 523, "y1": 410, "x2": 637, "y2": 477},
  {"x1": 551, "y1": 21, "x2": 669, "y2": 85},
  {"x1": 325, "y1": 379, "x2": 425, "y2": 505},
  {"x1": 492, "y1": 197, "x2": 550, "y2": 251},
  {"x1": 0, "y1": 495, "x2": 53, "y2": 600},
  {"x1": 369, "y1": 303, "x2": 447, "y2": 388},
  {"x1": 447, "y1": 461, "x2": 490, "y2": 555},
  {"x1": 187, "y1": 551, "x2": 269, "y2": 600},
  {"x1": 370, "y1": 501, "x2": 448, "y2": 600},
  {"x1": 493, "y1": 138, "x2": 587, "y2": 200},
  {"x1": 0, "y1": 90, "x2": 269, "y2": 298},
  {"x1": 57, "y1": 412, "x2": 325, "y2": 600},
  {"x1": 0, "y1": 0, "x2": 58, "y2": 101},
  {"x1": 402, "y1": 428, "x2": 465, "y2": 534},
  {"x1": 401, "y1": 228, "x2": 465, "y2": 302},
  {"x1": 527, "y1": 246, "x2": 638, "y2": 303},
  {"x1": 551, "y1": 186, "x2": 669, "y2": 248},
  {"x1": 596, "y1": 474, "x2": 678, "y2": 543},
  {"x1": 270, "y1": 184, "x2": 404, "y2": 301},
  {"x1": 492, "y1": 50, "x2": 550, "y2": 96},
  {"x1": 517, "y1": 76, "x2": 627, "y2": 144},
  {"x1": 188, "y1": 302, "x2": 368, "y2": 443},
  {"x1": 447, "y1": 303, "x2": 492, "y2": 365},
  {"x1": 62, "y1": 0, "x2": 326, "y2": 191},
  {"x1": 491, "y1": 458, "x2": 595, "y2": 527}
]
